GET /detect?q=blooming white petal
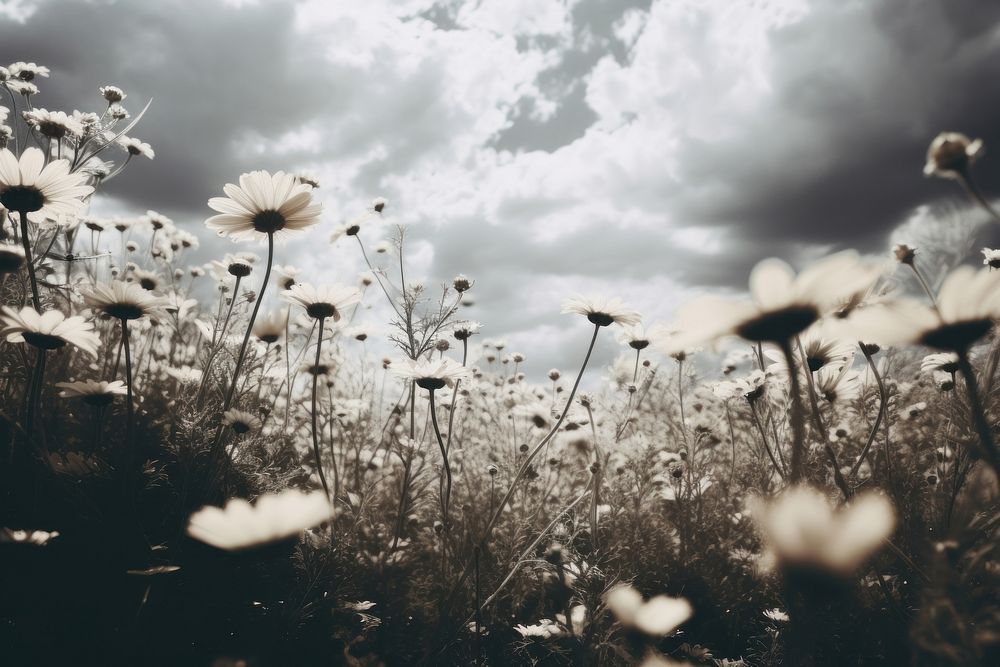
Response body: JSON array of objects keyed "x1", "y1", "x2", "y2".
[{"x1": 186, "y1": 489, "x2": 334, "y2": 551}]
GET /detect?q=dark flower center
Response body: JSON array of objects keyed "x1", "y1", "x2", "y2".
[
  {"x1": 0, "y1": 185, "x2": 45, "y2": 214},
  {"x1": 231, "y1": 421, "x2": 251, "y2": 434},
  {"x1": 416, "y1": 377, "x2": 447, "y2": 391},
  {"x1": 629, "y1": 339, "x2": 649, "y2": 350},
  {"x1": 807, "y1": 356, "x2": 825, "y2": 372},
  {"x1": 306, "y1": 303, "x2": 339, "y2": 320},
  {"x1": 920, "y1": 319, "x2": 993, "y2": 351},
  {"x1": 228, "y1": 263, "x2": 252, "y2": 277},
  {"x1": 258, "y1": 333, "x2": 280, "y2": 344},
  {"x1": 103, "y1": 303, "x2": 145, "y2": 321},
  {"x1": 251, "y1": 209, "x2": 286, "y2": 234},
  {"x1": 139, "y1": 278, "x2": 157, "y2": 291},
  {"x1": 0, "y1": 249, "x2": 25, "y2": 274},
  {"x1": 587, "y1": 312, "x2": 615, "y2": 327},
  {"x1": 22, "y1": 332, "x2": 67, "y2": 350},
  {"x1": 83, "y1": 393, "x2": 116, "y2": 407},
  {"x1": 735, "y1": 305, "x2": 818, "y2": 343}
]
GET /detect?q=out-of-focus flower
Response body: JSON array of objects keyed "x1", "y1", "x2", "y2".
[
  {"x1": 666, "y1": 252, "x2": 881, "y2": 350},
  {"x1": 923, "y1": 132, "x2": 983, "y2": 179},
  {"x1": 186, "y1": 489, "x2": 334, "y2": 551},
  {"x1": 748, "y1": 485, "x2": 895, "y2": 576},
  {"x1": 604, "y1": 583, "x2": 692, "y2": 636},
  {"x1": 56, "y1": 379, "x2": 127, "y2": 406},
  {"x1": 252, "y1": 309, "x2": 288, "y2": 344},
  {"x1": 223, "y1": 409, "x2": 262, "y2": 435},
  {"x1": 982, "y1": 247, "x2": 1000, "y2": 270},
  {"x1": 392, "y1": 357, "x2": 470, "y2": 391},
  {"x1": 1, "y1": 307, "x2": 99, "y2": 356},
  {"x1": 845, "y1": 266, "x2": 1000, "y2": 351},
  {"x1": 0, "y1": 527, "x2": 59, "y2": 545},
  {"x1": 0, "y1": 243, "x2": 26, "y2": 274}
]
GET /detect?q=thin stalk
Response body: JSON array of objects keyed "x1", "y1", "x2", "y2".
[
  {"x1": 19, "y1": 211, "x2": 40, "y2": 311},
  {"x1": 122, "y1": 319, "x2": 134, "y2": 446},
  {"x1": 780, "y1": 338, "x2": 807, "y2": 483},
  {"x1": 479, "y1": 323, "x2": 600, "y2": 545},
  {"x1": 311, "y1": 317, "x2": 331, "y2": 500},
  {"x1": 851, "y1": 343, "x2": 888, "y2": 477},
  {"x1": 429, "y1": 389, "x2": 452, "y2": 526},
  {"x1": 956, "y1": 349, "x2": 1000, "y2": 477}
]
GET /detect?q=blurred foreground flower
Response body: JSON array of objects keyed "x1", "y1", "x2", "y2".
[
  {"x1": 748, "y1": 485, "x2": 895, "y2": 576},
  {"x1": 604, "y1": 584, "x2": 692, "y2": 636},
  {"x1": 186, "y1": 489, "x2": 334, "y2": 551}
]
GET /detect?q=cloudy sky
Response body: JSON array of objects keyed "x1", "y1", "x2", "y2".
[{"x1": 4, "y1": 0, "x2": 1000, "y2": 376}]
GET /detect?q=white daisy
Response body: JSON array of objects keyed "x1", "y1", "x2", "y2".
[
  {"x1": 85, "y1": 281, "x2": 169, "y2": 321},
  {"x1": 206, "y1": 170, "x2": 322, "y2": 241},
  {"x1": 282, "y1": 282, "x2": 362, "y2": 321},
  {"x1": 186, "y1": 489, "x2": 334, "y2": 551},
  {"x1": 604, "y1": 584, "x2": 692, "y2": 636},
  {"x1": 56, "y1": 379, "x2": 127, "y2": 406},
  {"x1": 0, "y1": 148, "x2": 94, "y2": 222},
  {"x1": 118, "y1": 136, "x2": 155, "y2": 160},
  {"x1": 391, "y1": 357, "x2": 471, "y2": 391},
  {"x1": 561, "y1": 295, "x2": 641, "y2": 327},
  {"x1": 1, "y1": 307, "x2": 100, "y2": 356}
]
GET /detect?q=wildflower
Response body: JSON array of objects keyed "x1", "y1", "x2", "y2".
[
  {"x1": 923, "y1": 132, "x2": 983, "y2": 179},
  {"x1": 893, "y1": 244, "x2": 916, "y2": 265},
  {"x1": 8, "y1": 62, "x2": 50, "y2": 81},
  {"x1": 453, "y1": 274, "x2": 472, "y2": 292},
  {"x1": 763, "y1": 608, "x2": 789, "y2": 623},
  {"x1": 983, "y1": 248, "x2": 1000, "y2": 270},
  {"x1": 561, "y1": 295, "x2": 641, "y2": 327},
  {"x1": 222, "y1": 409, "x2": 262, "y2": 435},
  {"x1": 0, "y1": 148, "x2": 94, "y2": 222},
  {"x1": 921, "y1": 352, "x2": 959, "y2": 375},
  {"x1": 130, "y1": 268, "x2": 162, "y2": 291},
  {"x1": 252, "y1": 310, "x2": 288, "y2": 344},
  {"x1": 1, "y1": 307, "x2": 99, "y2": 356},
  {"x1": 85, "y1": 281, "x2": 169, "y2": 320},
  {"x1": 391, "y1": 357, "x2": 470, "y2": 390},
  {"x1": 604, "y1": 584, "x2": 693, "y2": 636},
  {"x1": 118, "y1": 136, "x2": 155, "y2": 159},
  {"x1": 668, "y1": 252, "x2": 881, "y2": 349},
  {"x1": 283, "y1": 282, "x2": 362, "y2": 321},
  {"x1": 748, "y1": 485, "x2": 895, "y2": 576},
  {"x1": 847, "y1": 266, "x2": 1000, "y2": 351},
  {"x1": 6, "y1": 81, "x2": 38, "y2": 97},
  {"x1": 22, "y1": 108, "x2": 84, "y2": 138},
  {"x1": 274, "y1": 265, "x2": 299, "y2": 290},
  {"x1": 99, "y1": 85, "x2": 125, "y2": 103},
  {"x1": 514, "y1": 619, "x2": 562, "y2": 639},
  {"x1": 452, "y1": 320, "x2": 482, "y2": 341},
  {"x1": 56, "y1": 379, "x2": 126, "y2": 406},
  {"x1": 618, "y1": 323, "x2": 670, "y2": 350},
  {"x1": 206, "y1": 170, "x2": 322, "y2": 241},
  {"x1": 0, "y1": 528, "x2": 59, "y2": 545},
  {"x1": 813, "y1": 362, "x2": 861, "y2": 404},
  {"x1": 186, "y1": 489, "x2": 334, "y2": 551},
  {"x1": 548, "y1": 368, "x2": 560, "y2": 381}
]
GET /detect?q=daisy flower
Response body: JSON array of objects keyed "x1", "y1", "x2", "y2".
[
  {"x1": 391, "y1": 357, "x2": 471, "y2": 391},
  {"x1": 452, "y1": 321, "x2": 482, "y2": 341},
  {"x1": 282, "y1": 282, "x2": 362, "y2": 321},
  {"x1": 206, "y1": 170, "x2": 321, "y2": 241},
  {"x1": 924, "y1": 132, "x2": 983, "y2": 179},
  {"x1": 982, "y1": 247, "x2": 1000, "y2": 270},
  {"x1": 920, "y1": 352, "x2": 959, "y2": 375},
  {"x1": 118, "y1": 136, "x2": 155, "y2": 160},
  {"x1": 8, "y1": 61, "x2": 50, "y2": 81},
  {"x1": 846, "y1": 266, "x2": 1000, "y2": 352},
  {"x1": 0, "y1": 147, "x2": 94, "y2": 222},
  {"x1": 85, "y1": 281, "x2": 169, "y2": 320},
  {"x1": 1, "y1": 307, "x2": 100, "y2": 356},
  {"x1": 561, "y1": 295, "x2": 641, "y2": 327},
  {"x1": 668, "y1": 252, "x2": 881, "y2": 350},
  {"x1": 748, "y1": 485, "x2": 895, "y2": 576},
  {"x1": 56, "y1": 379, "x2": 127, "y2": 406},
  {"x1": 252, "y1": 309, "x2": 288, "y2": 344},
  {"x1": 99, "y1": 85, "x2": 125, "y2": 104},
  {"x1": 618, "y1": 323, "x2": 671, "y2": 350},
  {"x1": 222, "y1": 409, "x2": 262, "y2": 435},
  {"x1": 22, "y1": 109, "x2": 84, "y2": 139},
  {"x1": 186, "y1": 489, "x2": 334, "y2": 551},
  {"x1": 813, "y1": 362, "x2": 861, "y2": 404},
  {"x1": 604, "y1": 584, "x2": 692, "y2": 636}
]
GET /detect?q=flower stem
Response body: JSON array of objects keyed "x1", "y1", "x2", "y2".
[
  {"x1": 25, "y1": 348, "x2": 46, "y2": 447},
  {"x1": 479, "y1": 322, "x2": 600, "y2": 544},
  {"x1": 956, "y1": 349, "x2": 1000, "y2": 478},
  {"x1": 311, "y1": 316, "x2": 331, "y2": 500},
  {"x1": 428, "y1": 389, "x2": 452, "y2": 527},
  {"x1": 121, "y1": 319, "x2": 134, "y2": 446},
  {"x1": 780, "y1": 339, "x2": 807, "y2": 483},
  {"x1": 18, "y1": 211, "x2": 40, "y2": 311},
  {"x1": 851, "y1": 342, "x2": 888, "y2": 477}
]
